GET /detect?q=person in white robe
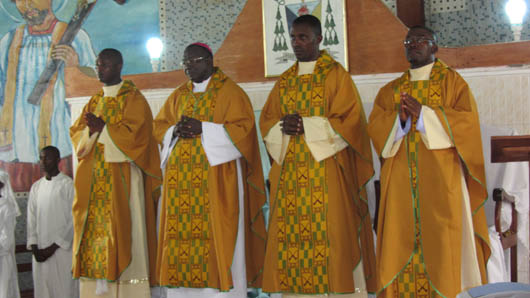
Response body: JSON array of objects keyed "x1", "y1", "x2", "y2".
[
  {"x1": 27, "y1": 146, "x2": 78, "y2": 298},
  {"x1": 0, "y1": 168, "x2": 21, "y2": 298}
]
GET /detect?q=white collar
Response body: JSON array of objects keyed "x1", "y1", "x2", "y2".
[
  {"x1": 192, "y1": 76, "x2": 212, "y2": 93},
  {"x1": 102, "y1": 80, "x2": 124, "y2": 97},
  {"x1": 409, "y1": 62, "x2": 434, "y2": 81},
  {"x1": 297, "y1": 60, "x2": 317, "y2": 75}
]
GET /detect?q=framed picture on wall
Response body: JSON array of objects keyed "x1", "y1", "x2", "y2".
[{"x1": 262, "y1": 0, "x2": 348, "y2": 77}]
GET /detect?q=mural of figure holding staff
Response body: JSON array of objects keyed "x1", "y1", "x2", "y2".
[{"x1": 0, "y1": 0, "x2": 97, "y2": 190}]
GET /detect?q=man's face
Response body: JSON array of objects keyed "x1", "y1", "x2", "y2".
[
  {"x1": 96, "y1": 56, "x2": 121, "y2": 85},
  {"x1": 15, "y1": 0, "x2": 52, "y2": 26},
  {"x1": 39, "y1": 150, "x2": 59, "y2": 174},
  {"x1": 182, "y1": 47, "x2": 212, "y2": 83},
  {"x1": 290, "y1": 23, "x2": 322, "y2": 62},
  {"x1": 404, "y1": 28, "x2": 438, "y2": 69}
]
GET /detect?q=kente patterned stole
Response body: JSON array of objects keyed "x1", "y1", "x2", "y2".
[
  {"x1": 388, "y1": 59, "x2": 447, "y2": 297},
  {"x1": 78, "y1": 80, "x2": 135, "y2": 278},
  {"x1": 275, "y1": 52, "x2": 335, "y2": 294},
  {"x1": 163, "y1": 69, "x2": 225, "y2": 287}
]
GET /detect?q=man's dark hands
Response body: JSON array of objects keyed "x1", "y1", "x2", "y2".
[
  {"x1": 31, "y1": 244, "x2": 46, "y2": 262},
  {"x1": 31, "y1": 243, "x2": 59, "y2": 263},
  {"x1": 400, "y1": 92, "x2": 422, "y2": 121},
  {"x1": 281, "y1": 113, "x2": 304, "y2": 136},
  {"x1": 173, "y1": 116, "x2": 202, "y2": 139},
  {"x1": 84, "y1": 112, "x2": 105, "y2": 135}
]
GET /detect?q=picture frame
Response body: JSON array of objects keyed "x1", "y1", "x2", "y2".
[{"x1": 261, "y1": 0, "x2": 348, "y2": 77}]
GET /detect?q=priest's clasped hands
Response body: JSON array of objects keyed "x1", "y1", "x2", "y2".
[
  {"x1": 84, "y1": 112, "x2": 105, "y2": 136},
  {"x1": 173, "y1": 116, "x2": 202, "y2": 139},
  {"x1": 399, "y1": 92, "x2": 422, "y2": 123},
  {"x1": 281, "y1": 113, "x2": 304, "y2": 136}
]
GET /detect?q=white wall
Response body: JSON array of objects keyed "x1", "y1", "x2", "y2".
[{"x1": 68, "y1": 65, "x2": 530, "y2": 135}]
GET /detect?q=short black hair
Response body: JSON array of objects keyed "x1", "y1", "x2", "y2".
[
  {"x1": 41, "y1": 146, "x2": 60, "y2": 159},
  {"x1": 408, "y1": 25, "x2": 438, "y2": 44},
  {"x1": 99, "y1": 48, "x2": 123, "y2": 65},
  {"x1": 292, "y1": 14, "x2": 322, "y2": 37},
  {"x1": 184, "y1": 44, "x2": 213, "y2": 59}
]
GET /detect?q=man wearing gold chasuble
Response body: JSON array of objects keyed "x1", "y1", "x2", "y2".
[
  {"x1": 153, "y1": 42, "x2": 267, "y2": 297},
  {"x1": 260, "y1": 15, "x2": 376, "y2": 297},
  {"x1": 368, "y1": 26, "x2": 491, "y2": 298},
  {"x1": 70, "y1": 49, "x2": 162, "y2": 298}
]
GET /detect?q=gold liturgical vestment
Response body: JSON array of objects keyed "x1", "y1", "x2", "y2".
[
  {"x1": 368, "y1": 60, "x2": 490, "y2": 298},
  {"x1": 70, "y1": 80, "x2": 161, "y2": 285},
  {"x1": 153, "y1": 68, "x2": 267, "y2": 291},
  {"x1": 260, "y1": 51, "x2": 376, "y2": 295}
]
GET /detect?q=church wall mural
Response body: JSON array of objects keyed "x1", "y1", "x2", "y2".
[
  {"x1": 0, "y1": 0, "x2": 160, "y2": 291},
  {"x1": 0, "y1": 0, "x2": 160, "y2": 192}
]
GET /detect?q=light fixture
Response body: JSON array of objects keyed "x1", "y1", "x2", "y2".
[
  {"x1": 505, "y1": 0, "x2": 527, "y2": 41},
  {"x1": 146, "y1": 37, "x2": 163, "y2": 72}
]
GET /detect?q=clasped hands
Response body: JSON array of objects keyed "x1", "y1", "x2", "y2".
[
  {"x1": 173, "y1": 116, "x2": 202, "y2": 139},
  {"x1": 281, "y1": 113, "x2": 304, "y2": 136},
  {"x1": 31, "y1": 243, "x2": 59, "y2": 263},
  {"x1": 399, "y1": 92, "x2": 422, "y2": 124},
  {"x1": 84, "y1": 112, "x2": 105, "y2": 136}
]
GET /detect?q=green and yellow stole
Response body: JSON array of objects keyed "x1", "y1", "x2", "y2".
[
  {"x1": 78, "y1": 80, "x2": 135, "y2": 278},
  {"x1": 162, "y1": 69, "x2": 226, "y2": 287},
  {"x1": 275, "y1": 52, "x2": 335, "y2": 294},
  {"x1": 388, "y1": 60, "x2": 448, "y2": 297}
]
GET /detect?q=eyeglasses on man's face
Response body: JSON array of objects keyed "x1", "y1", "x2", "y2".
[
  {"x1": 180, "y1": 56, "x2": 208, "y2": 67},
  {"x1": 403, "y1": 37, "x2": 434, "y2": 47}
]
